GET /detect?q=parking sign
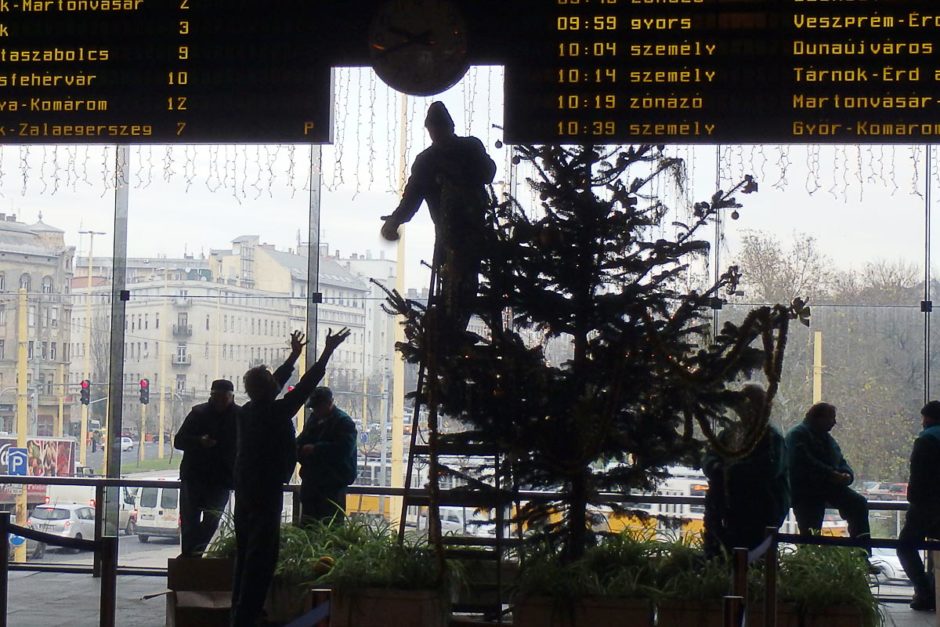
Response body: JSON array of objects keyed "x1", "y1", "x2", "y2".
[{"x1": 7, "y1": 447, "x2": 27, "y2": 476}]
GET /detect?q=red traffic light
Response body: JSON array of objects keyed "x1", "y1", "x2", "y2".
[
  {"x1": 80, "y1": 380, "x2": 90, "y2": 389},
  {"x1": 139, "y1": 379, "x2": 149, "y2": 389}
]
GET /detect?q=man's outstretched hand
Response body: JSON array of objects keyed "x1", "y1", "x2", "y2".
[
  {"x1": 381, "y1": 217, "x2": 401, "y2": 242},
  {"x1": 289, "y1": 330, "x2": 308, "y2": 356},
  {"x1": 324, "y1": 327, "x2": 351, "y2": 353}
]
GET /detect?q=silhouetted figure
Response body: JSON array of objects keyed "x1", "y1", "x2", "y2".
[
  {"x1": 787, "y1": 402, "x2": 870, "y2": 549},
  {"x1": 703, "y1": 385, "x2": 790, "y2": 557},
  {"x1": 174, "y1": 379, "x2": 238, "y2": 557},
  {"x1": 898, "y1": 400, "x2": 940, "y2": 611},
  {"x1": 381, "y1": 101, "x2": 497, "y2": 332},
  {"x1": 296, "y1": 387, "x2": 358, "y2": 525},
  {"x1": 230, "y1": 328, "x2": 349, "y2": 627}
]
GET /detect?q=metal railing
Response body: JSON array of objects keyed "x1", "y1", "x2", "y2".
[{"x1": 0, "y1": 474, "x2": 924, "y2": 627}]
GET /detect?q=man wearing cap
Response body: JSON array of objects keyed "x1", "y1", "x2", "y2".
[
  {"x1": 296, "y1": 386, "x2": 358, "y2": 525},
  {"x1": 174, "y1": 378, "x2": 237, "y2": 557},
  {"x1": 381, "y1": 101, "x2": 497, "y2": 332}
]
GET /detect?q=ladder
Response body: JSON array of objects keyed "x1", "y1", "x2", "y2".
[{"x1": 395, "y1": 251, "x2": 513, "y2": 622}]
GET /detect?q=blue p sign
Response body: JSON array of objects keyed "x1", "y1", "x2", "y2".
[
  {"x1": 8, "y1": 534, "x2": 24, "y2": 547},
  {"x1": 7, "y1": 448, "x2": 27, "y2": 476}
]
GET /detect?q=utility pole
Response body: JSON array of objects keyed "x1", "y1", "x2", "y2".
[
  {"x1": 14, "y1": 288, "x2": 27, "y2": 562},
  {"x1": 158, "y1": 267, "x2": 169, "y2": 459},
  {"x1": 390, "y1": 91, "x2": 408, "y2": 527},
  {"x1": 78, "y1": 229, "x2": 105, "y2": 466}
]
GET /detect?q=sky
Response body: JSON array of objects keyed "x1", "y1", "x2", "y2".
[{"x1": 0, "y1": 66, "x2": 937, "y2": 291}]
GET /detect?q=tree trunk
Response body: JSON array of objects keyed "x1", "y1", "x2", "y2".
[{"x1": 565, "y1": 468, "x2": 589, "y2": 562}]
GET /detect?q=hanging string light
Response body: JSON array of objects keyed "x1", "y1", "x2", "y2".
[{"x1": 805, "y1": 145, "x2": 821, "y2": 195}]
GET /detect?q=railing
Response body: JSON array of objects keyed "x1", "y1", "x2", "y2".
[
  {"x1": 0, "y1": 475, "x2": 925, "y2": 627},
  {"x1": 172, "y1": 297, "x2": 192, "y2": 308},
  {"x1": 171, "y1": 354, "x2": 191, "y2": 366},
  {"x1": 171, "y1": 323, "x2": 192, "y2": 337}
]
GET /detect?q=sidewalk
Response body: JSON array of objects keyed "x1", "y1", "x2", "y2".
[
  {"x1": 4, "y1": 570, "x2": 936, "y2": 626},
  {"x1": 8, "y1": 571, "x2": 167, "y2": 627}
]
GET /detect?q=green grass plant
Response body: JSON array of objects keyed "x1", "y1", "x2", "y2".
[{"x1": 778, "y1": 544, "x2": 883, "y2": 627}]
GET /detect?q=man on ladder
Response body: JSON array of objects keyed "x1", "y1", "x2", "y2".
[{"x1": 381, "y1": 101, "x2": 497, "y2": 333}]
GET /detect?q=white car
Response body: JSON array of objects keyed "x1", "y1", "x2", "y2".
[
  {"x1": 120, "y1": 437, "x2": 135, "y2": 451},
  {"x1": 870, "y1": 547, "x2": 909, "y2": 583},
  {"x1": 27, "y1": 503, "x2": 96, "y2": 556}
]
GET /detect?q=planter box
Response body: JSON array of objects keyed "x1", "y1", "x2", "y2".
[
  {"x1": 798, "y1": 606, "x2": 865, "y2": 627},
  {"x1": 656, "y1": 600, "x2": 801, "y2": 627},
  {"x1": 455, "y1": 560, "x2": 519, "y2": 609},
  {"x1": 330, "y1": 588, "x2": 449, "y2": 627},
  {"x1": 166, "y1": 557, "x2": 233, "y2": 627},
  {"x1": 264, "y1": 577, "x2": 313, "y2": 624},
  {"x1": 513, "y1": 596, "x2": 653, "y2": 627}
]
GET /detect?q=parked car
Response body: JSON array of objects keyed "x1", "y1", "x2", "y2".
[
  {"x1": 120, "y1": 437, "x2": 135, "y2": 452},
  {"x1": 27, "y1": 503, "x2": 96, "y2": 556},
  {"x1": 871, "y1": 547, "x2": 910, "y2": 584}
]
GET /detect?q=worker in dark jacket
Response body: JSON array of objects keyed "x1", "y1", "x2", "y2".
[
  {"x1": 703, "y1": 385, "x2": 790, "y2": 557},
  {"x1": 381, "y1": 101, "x2": 496, "y2": 332},
  {"x1": 230, "y1": 328, "x2": 349, "y2": 627},
  {"x1": 786, "y1": 402, "x2": 870, "y2": 547},
  {"x1": 898, "y1": 400, "x2": 940, "y2": 611},
  {"x1": 174, "y1": 379, "x2": 238, "y2": 557},
  {"x1": 296, "y1": 386, "x2": 358, "y2": 525}
]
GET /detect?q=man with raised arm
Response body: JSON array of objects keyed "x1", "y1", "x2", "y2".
[
  {"x1": 230, "y1": 328, "x2": 350, "y2": 627},
  {"x1": 380, "y1": 101, "x2": 496, "y2": 332}
]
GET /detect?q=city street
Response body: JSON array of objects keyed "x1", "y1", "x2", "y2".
[
  {"x1": 82, "y1": 441, "x2": 179, "y2": 475},
  {"x1": 28, "y1": 533, "x2": 180, "y2": 569}
]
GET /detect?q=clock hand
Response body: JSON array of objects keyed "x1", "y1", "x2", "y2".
[
  {"x1": 374, "y1": 39, "x2": 419, "y2": 56},
  {"x1": 373, "y1": 30, "x2": 436, "y2": 56}
]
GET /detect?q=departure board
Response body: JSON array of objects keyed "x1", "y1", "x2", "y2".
[
  {"x1": 502, "y1": 0, "x2": 940, "y2": 144},
  {"x1": 0, "y1": 0, "x2": 332, "y2": 143}
]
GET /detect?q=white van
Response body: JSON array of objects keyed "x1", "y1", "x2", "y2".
[{"x1": 135, "y1": 481, "x2": 180, "y2": 543}]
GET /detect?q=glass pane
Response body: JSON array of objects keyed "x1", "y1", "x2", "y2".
[
  {"x1": 719, "y1": 145, "x2": 927, "y2": 536},
  {"x1": 161, "y1": 488, "x2": 179, "y2": 509}
]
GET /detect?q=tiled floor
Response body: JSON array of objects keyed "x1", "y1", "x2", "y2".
[
  {"x1": 885, "y1": 602, "x2": 937, "y2": 627},
  {"x1": 4, "y1": 571, "x2": 940, "y2": 626}
]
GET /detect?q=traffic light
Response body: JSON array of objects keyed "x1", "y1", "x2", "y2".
[
  {"x1": 80, "y1": 380, "x2": 90, "y2": 405},
  {"x1": 139, "y1": 378, "x2": 150, "y2": 404}
]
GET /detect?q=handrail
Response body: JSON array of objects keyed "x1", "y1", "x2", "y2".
[{"x1": 0, "y1": 474, "x2": 913, "y2": 510}]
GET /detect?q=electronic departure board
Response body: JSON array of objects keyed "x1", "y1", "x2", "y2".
[
  {"x1": 3, "y1": 0, "x2": 940, "y2": 144},
  {"x1": 503, "y1": 0, "x2": 940, "y2": 144},
  {"x1": 0, "y1": 0, "x2": 332, "y2": 143}
]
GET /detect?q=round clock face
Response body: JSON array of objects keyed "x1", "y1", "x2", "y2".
[{"x1": 369, "y1": 0, "x2": 470, "y2": 96}]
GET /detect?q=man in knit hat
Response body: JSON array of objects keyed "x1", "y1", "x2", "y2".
[{"x1": 381, "y1": 101, "x2": 497, "y2": 332}]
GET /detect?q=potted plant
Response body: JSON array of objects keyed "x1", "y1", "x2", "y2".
[
  {"x1": 778, "y1": 545, "x2": 883, "y2": 627},
  {"x1": 512, "y1": 530, "x2": 657, "y2": 627},
  {"x1": 317, "y1": 520, "x2": 456, "y2": 627}
]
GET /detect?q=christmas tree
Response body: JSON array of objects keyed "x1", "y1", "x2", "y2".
[{"x1": 386, "y1": 144, "x2": 806, "y2": 562}]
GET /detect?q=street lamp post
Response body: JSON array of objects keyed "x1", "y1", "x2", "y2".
[{"x1": 78, "y1": 229, "x2": 106, "y2": 467}]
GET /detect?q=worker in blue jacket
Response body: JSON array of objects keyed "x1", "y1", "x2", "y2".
[
  {"x1": 296, "y1": 386, "x2": 358, "y2": 525},
  {"x1": 898, "y1": 400, "x2": 940, "y2": 611},
  {"x1": 786, "y1": 402, "x2": 870, "y2": 547}
]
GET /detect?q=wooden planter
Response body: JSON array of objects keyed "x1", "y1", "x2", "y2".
[
  {"x1": 798, "y1": 606, "x2": 865, "y2": 627},
  {"x1": 264, "y1": 577, "x2": 312, "y2": 624},
  {"x1": 455, "y1": 559, "x2": 519, "y2": 609},
  {"x1": 656, "y1": 600, "x2": 801, "y2": 627},
  {"x1": 166, "y1": 556, "x2": 234, "y2": 627},
  {"x1": 330, "y1": 588, "x2": 449, "y2": 627},
  {"x1": 513, "y1": 596, "x2": 653, "y2": 627}
]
